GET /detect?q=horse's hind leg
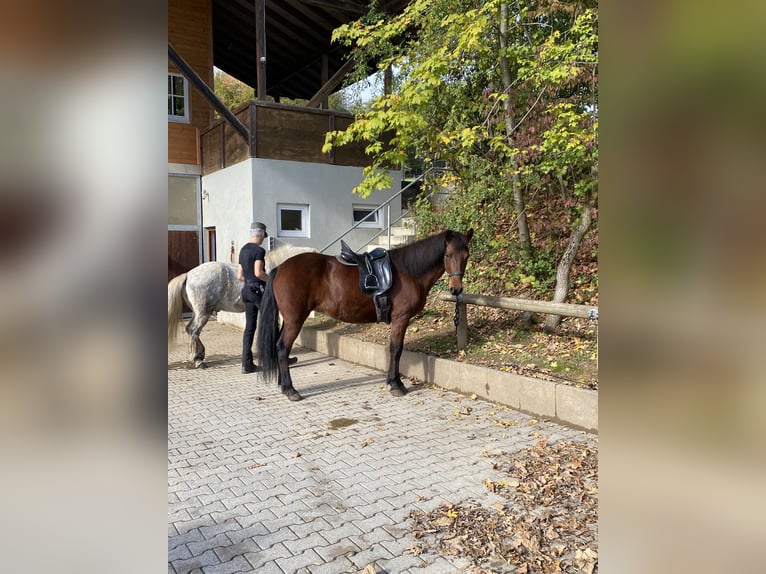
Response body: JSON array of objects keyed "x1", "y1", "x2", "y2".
[
  {"x1": 277, "y1": 319, "x2": 305, "y2": 401},
  {"x1": 386, "y1": 319, "x2": 409, "y2": 396},
  {"x1": 186, "y1": 312, "x2": 211, "y2": 368}
]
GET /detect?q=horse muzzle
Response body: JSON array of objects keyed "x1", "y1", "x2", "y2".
[{"x1": 448, "y1": 271, "x2": 464, "y2": 296}]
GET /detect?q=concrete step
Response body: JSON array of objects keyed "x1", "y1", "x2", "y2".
[
  {"x1": 389, "y1": 226, "x2": 413, "y2": 236},
  {"x1": 367, "y1": 234, "x2": 412, "y2": 250},
  {"x1": 366, "y1": 218, "x2": 418, "y2": 251}
]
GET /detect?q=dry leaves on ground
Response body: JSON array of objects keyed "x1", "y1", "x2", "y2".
[
  {"x1": 305, "y1": 295, "x2": 598, "y2": 390},
  {"x1": 409, "y1": 439, "x2": 598, "y2": 573}
]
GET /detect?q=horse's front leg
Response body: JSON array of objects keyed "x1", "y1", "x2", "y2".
[{"x1": 386, "y1": 319, "x2": 408, "y2": 396}]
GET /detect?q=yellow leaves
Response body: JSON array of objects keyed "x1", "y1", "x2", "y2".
[
  {"x1": 360, "y1": 438, "x2": 374, "y2": 448},
  {"x1": 574, "y1": 548, "x2": 598, "y2": 574},
  {"x1": 519, "y1": 273, "x2": 536, "y2": 286},
  {"x1": 484, "y1": 478, "x2": 519, "y2": 493},
  {"x1": 431, "y1": 515, "x2": 453, "y2": 528}
]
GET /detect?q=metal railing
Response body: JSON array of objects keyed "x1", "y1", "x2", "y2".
[{"x1": 319, "y1": 168, "x2": 437, "y2": 254}]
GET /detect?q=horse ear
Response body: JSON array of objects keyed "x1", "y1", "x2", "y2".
[
  {"x1": 444, "y1": 230, "x2": 454, "y2": 242},
  {"x1": 465, "y1": 228, "x2": 474, "y2": 242}
]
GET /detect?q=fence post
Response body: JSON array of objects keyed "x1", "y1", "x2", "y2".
[{"x1": 456, "y1": 300, "x2": 468, "y2": 349}]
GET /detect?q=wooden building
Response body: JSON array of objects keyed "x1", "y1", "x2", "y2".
[
  {"x1": 168, "y1": 0, "x2": 213, "y2": 280},
  {"x1": 168, "y1": 0, "x2": 409, "y2": 282}
]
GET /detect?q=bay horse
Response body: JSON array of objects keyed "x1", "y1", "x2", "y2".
[
  {"x1": 168, "y1": 246, "x2": 315, "y2": 368},
  {"x1": 257, "y1": 229, "x2": 473, "y2": 401}
]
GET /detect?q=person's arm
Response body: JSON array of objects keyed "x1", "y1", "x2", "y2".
[
  {"x1": 253, "y1": 259, "x2": 268, "y2": 282},
  {"x1": 237, "y1": 264, "x2": 245, "y2": 281}
]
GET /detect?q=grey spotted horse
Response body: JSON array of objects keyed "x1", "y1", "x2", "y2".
[{"x1": 168, "y1": 245, "x2": 315, "y2": 368}]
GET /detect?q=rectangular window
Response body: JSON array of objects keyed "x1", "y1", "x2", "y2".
[
  {"x1": 168, "y1": 73, "x2": 189, "y2": 122},
  {"x1": 277, "y1": 204, "x2": 309, "y2": 238},
  {"x1": 168, "y1": 175, "x2": 199, "y2": 226},
  {"x1": 352, "y1": 204, "x2": 381, "y2": 228}
]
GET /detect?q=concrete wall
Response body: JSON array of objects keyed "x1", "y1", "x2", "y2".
[
  {"x1": 201, "y1": 158, "x2": 402, "y2": 262},
  {"x1": 200, "y1": 160, "x2": 254, "y2": 265}
]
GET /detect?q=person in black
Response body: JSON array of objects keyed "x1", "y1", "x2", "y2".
[{"x1": 237, "y1": 222, "x2": 270, "y2": 373}]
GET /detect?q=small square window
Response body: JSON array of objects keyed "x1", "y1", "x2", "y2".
[
  {"x1": 353, "y1": 205, "x2": 381, "y2": 228},
  {"x1": 277, "y1": 204, "x2": 309, "y2": 237},
  {"x1": 168, "y1": 73, "x2": 189, "y2": 122}
]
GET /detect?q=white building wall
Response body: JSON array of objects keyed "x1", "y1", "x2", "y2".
[
  {"x1": 201, "y1": 158, "x2": 402, "y2": 263},
  {"x1": 200, "y1": 159, "x2": 258, "y2": 265}
]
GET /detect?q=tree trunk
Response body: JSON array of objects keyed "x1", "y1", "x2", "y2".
[
  {"x1": 499, "y1": 3, "x2": 531, "y2": 253},
  {"x1": 542, "y1": 194, "x2": 596, "y2": 332}
]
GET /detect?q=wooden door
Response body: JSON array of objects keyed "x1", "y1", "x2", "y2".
[{"x1": 168, "y1": 230, "x2": 199, "y2": 282}]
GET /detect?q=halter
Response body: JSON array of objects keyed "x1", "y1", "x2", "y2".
[
  {"x1": 445, "y1": 254, "x2": 465, "y2": 327},
  {"x1": 444, "y1": 255, "x2": 464, "y2": 278}
]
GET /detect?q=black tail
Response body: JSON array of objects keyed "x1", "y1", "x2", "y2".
[{"x1": 257, "y1": 268, "x2": 280, "y2": 384}]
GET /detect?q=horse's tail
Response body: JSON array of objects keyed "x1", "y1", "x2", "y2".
[
  {"x1": 168, "y1": 272, "x2": 188, "y2": 347},
  {"x1": 256, "y1": 268, "x2": 281, "y2": 384}
]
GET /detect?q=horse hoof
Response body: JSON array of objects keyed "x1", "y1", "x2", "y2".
[
  {"x1": 286, "y1": 389, "x2": 303, "y2": 402},
  {"x1": 195, "y1": 362, "x2": 207, "y2": 369},
  {"x1": 389, "y1": 384, "x2": 408, "y2": 396}
]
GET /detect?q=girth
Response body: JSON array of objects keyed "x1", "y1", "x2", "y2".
[{"x1": 338, "y1": 240, "x2": 393, "y2": 324}]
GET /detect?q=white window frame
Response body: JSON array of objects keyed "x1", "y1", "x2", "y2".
[
  {"x1": 352, "y1": 204, "x2": 381, "y2": 229},
  {"x1": 168, "y1": 73, "x2": 189, "y2": 123},
  {"x1": 277, "y1": 203, "x2": 310, "y2": 238}
]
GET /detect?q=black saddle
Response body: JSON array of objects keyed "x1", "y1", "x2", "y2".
[{"x1": 339, "y1": 240, "x2": 393, "y2": 323}]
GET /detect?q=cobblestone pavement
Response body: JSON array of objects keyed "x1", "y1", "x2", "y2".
[{"x1": 169, "y1": 320, "x2": 595, "y2": 573}]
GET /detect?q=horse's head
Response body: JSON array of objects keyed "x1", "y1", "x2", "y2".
[{"x1": 444, "y1": 229, "x2": 473, "y2": 295}]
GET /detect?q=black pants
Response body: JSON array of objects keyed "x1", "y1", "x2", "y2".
[{"x1": 241, "y1": 284, "x2": 262, "y2": 367}]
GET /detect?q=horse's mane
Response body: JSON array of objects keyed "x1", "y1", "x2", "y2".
[
  {"x1": 266, "y1": 245, "x2": 317, "y2": 272},
  {"x1": 388, "y1": 231, "x2": 453, "y2": 277}
]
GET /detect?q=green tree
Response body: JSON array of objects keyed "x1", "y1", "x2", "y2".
[
  {"x1": 324, "y1": 0, "x2": 597, "y2": 329},
  {"x1": 214, "y1": 69, "x2": 253, "y2": 114}
]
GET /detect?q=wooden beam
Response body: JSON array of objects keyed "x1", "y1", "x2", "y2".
[
  {"x1": 306, "y1": 56, "x2": 356, "y2": 108},
  {"x1": 293, "y1": 0, "x2": 369, "y2": 14},
  {"x1": 168, "y1": 43, "x2": 249, "y2": 141},
  {"x1": 284, "y1": 0, "x2": 338, "y2": 31},
  {"x1": 439, "y1": 292, "x2": 598, "y2": 320},
  {"x1": 254, "y1": 0, "x2": 267, "y2": 99},
  {"x1": 265, "y1": 0, "x2": 330, "y2": 47}
]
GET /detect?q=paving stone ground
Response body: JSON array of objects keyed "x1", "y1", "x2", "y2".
[{"x1": 169, "y1": 320, "x2": 595, "y2": 574}]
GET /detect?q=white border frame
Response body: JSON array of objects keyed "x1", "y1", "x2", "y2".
[
  {"x1": 352, "y1": 204, "x2": 381, "y2": 229},
  {"x1": 168, "y1": 73, "x2": 190, "y2": 123},
  {"x1": 277, "y1": 203, "x2": 310, "y2": 238}
]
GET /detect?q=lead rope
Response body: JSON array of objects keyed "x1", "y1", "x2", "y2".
[{"x1": 453, "y1": 294, "x2": 462, "y2": 327}]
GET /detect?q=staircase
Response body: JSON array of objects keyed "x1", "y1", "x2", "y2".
[{"x1": 366, "y1": 217, "x2": 418, "y2": 251}]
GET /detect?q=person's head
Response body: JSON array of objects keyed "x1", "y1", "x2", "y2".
[{"x1": 250, "y1": 222, "x2": 268, "y2": 242}]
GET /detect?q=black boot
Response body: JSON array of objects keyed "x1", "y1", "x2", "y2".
[{"x1": 241, "y1": 363, "x2": 259, "y2": 374}]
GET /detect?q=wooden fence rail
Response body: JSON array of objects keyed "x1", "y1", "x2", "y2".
[{"x1": 439, "y1": 292, "x2": 598, "y2": 349}]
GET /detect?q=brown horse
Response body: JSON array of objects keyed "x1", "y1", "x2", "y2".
[{"x1": 257, "y1": 229, "x2": 474, "y2": 401}]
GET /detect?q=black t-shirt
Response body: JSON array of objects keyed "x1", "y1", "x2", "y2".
[{"x1": 238, "y1": 242, "x2": 266, "y2": 284}]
